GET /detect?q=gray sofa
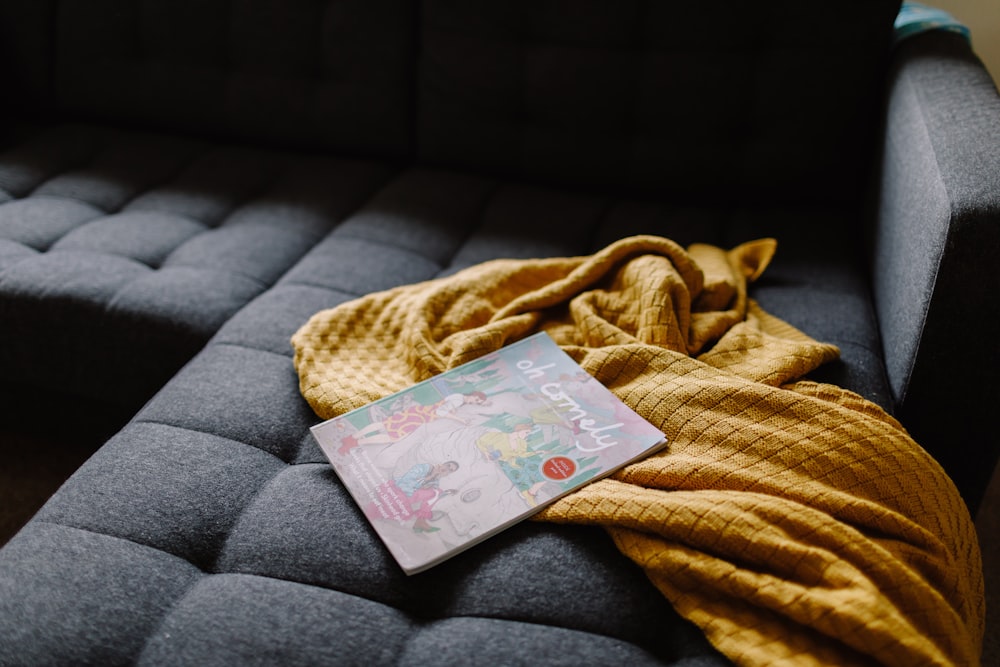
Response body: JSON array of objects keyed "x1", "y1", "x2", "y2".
[{"x1": 1, "y1": 1, "x2": 998, "y2": 664}]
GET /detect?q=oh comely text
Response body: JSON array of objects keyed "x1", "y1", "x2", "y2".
[{"x1": 516, "y1": 359, "x2": 622, "y2": 452}]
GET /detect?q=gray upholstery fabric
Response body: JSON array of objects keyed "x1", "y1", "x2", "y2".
[
  {"x1": 4, "y1": 168, "x2": 764, "y2": 664},
  {"x1": 0, "y1": 163, "x2": 885, "y2": 665},
  {"x1": 0, "y1": 1, "x2": 53, "y2": 119},
  {"x1": 27, "y1": 0, "x2": 413, "y2": 157},
  {"x1": 873, "y1": 31, "x2": 1000, "y2": 511},
  {"x1": 0, "y1": 523, "x2": 204, "y2": 665},
  {"x1": 0, "y1": 120, "x2": 894, "y2": 662},
  {"x1": 0, "y1": 124, "x2": 394, "y2": 407},
  {"x1": 0, "y1": 122, "x2": 889, "y2": 414},
  {"x1": 417, "y1": 0, "x2": 900, "y2": 205},
  {"x1": 0, "y1": 164, "x2": 891, "y2": 665},
  {"x1": 2, "y1": 1, "x2": 997, "y2": 664}
]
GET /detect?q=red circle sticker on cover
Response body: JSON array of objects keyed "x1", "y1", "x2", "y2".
[{"x1": 541, "y1": 456, "x2": 576, "y2": 481}]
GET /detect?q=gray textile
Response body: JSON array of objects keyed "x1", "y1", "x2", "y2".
[
  {"x1": 0, "y1": 164, "x2": 891, "y2": 666},
  {"x1": 0, "y1": 0, "x2": 415, "y2": 157},
  {"x1": 0, "y1": 125, "x2": 393, "y2": 406},
  {"x1": 3, "y1": 194, "x2": 735, "y2": 660},
  {"x1": 1, "y1": 1, "x2": 998, "y2": 664},
  {"x1": 417, "y1": 0, "x2": 899, "y2": 206},
  {"x1": 872, "y1": 31, "x2": 1000, "y2": 510}
]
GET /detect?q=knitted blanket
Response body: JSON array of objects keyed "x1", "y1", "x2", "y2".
[{"x1": 292, "y1": 236, "x2": 983, "y2": 666}]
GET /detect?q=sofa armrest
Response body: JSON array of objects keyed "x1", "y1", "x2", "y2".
[{"x1": 872, "y1": 30, "x2": 1000, "y2": 513}]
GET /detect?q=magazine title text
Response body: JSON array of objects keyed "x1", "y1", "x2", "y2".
[{"x1": 516, "y1": 358, "x2": 623, "y2": 452}]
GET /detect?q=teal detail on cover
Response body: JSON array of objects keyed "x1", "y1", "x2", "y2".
[{"x1": 894, "y1": 2, "x2": 971, "y2": 45}]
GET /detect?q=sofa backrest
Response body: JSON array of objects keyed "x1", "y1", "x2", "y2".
[
  {"x1": 1, "y1": 0, "x2": 416, "y2": 159},
  {"x1": 416, "y1": 0, "x2": 902, "y2": 207},
  {"x1": 2, "y1": 0, "x2": 902, "y2": 206}
]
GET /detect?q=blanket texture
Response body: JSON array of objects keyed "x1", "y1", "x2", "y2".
[{"x1": 292, "y1": 236, "x2": 983, "y2": 666}]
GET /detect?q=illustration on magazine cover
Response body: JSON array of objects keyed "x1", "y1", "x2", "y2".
[{"x1": 310, "y1": 332, "x2": 666, "y2": 573}]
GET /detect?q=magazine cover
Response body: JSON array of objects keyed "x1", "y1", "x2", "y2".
[{"x1": 310, "y1": 331, "x2": 668, "y2": 574}]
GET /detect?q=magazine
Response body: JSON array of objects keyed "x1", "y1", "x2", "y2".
[{"x1": 310, "y1": 331, "x2": 668, "y2": 575}]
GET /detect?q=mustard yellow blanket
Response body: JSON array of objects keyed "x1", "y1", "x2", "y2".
[{"x1": 291, "y1": 236, "x2": 984, "y2": 666}]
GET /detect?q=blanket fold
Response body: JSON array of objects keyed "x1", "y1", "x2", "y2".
[{"x1": 292, "y1": 235, "x2": 983, "y2": 667}]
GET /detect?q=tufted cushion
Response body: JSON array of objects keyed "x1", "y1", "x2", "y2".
[
  {"x1": 0, "y1": 124, "x2": 395, "y2": 408},
  {"x1": 0, "y1": 123, "x2": 891, "y2": 413},
  {"x1": 417, "y1": 0, "x2": 901, "y2": 206},
  {"x1": 0, "y1": 166, "x2": 891, "y2": 664}
]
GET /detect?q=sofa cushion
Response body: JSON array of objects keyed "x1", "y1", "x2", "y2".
[
  {"x1": 0, "y1": 124, "x2": 395, "y2": 409},
  {"x1": 0, "y1": 165, "x2": 893, "y2": 665},
  {"x1": 0, "y1": 126, "x2": 892, "y2": 412},
  {"x1": 1, "y1": 0, "x2": 415, "y2": 157},
  {"x1": 417, "y1": 0, "x2": 901, "y2": 206}
]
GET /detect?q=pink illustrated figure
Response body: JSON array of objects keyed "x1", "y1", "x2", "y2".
[
  {"x1": 367, "y1": 461, "x2": 460, "y2": 532},
  {"x1": 339, "y1": 391, "x2": 488, "y2": 454}
]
